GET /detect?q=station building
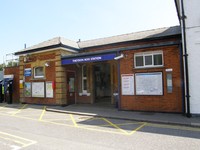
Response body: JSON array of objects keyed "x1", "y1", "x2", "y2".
[{"x1": 14, "y1": 26, "x2": 183, "y2": 113}]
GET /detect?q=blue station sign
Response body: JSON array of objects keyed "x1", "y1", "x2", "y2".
[
  {"x1": 24, "y1": 68, "x2": 32, "y2": 77},
  {"x1": 62, "y1": 53, "x2": 116, "y2": 65}
]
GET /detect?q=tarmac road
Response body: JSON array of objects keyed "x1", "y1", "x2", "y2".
[{"x1": 0, "y1": 104, "x2": 200, "y2": 150}]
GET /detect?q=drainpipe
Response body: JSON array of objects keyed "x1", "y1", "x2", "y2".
[
  {"x1": 180, "y1": 0, "x2": 191, "y2": 117},
  {"x1": 179, "y1": 43, "x2": 185, "y2": 114},
  {"x1": 117, "y1": 51, "x2": 121, "y2": 110}
]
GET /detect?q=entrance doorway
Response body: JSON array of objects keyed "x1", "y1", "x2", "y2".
[
  {"x1": 93, "y1": 63, "x2": 111, "y2": 104},
  {"x1": 67, "y1": 71, "x2": 75, "y2": 105}
]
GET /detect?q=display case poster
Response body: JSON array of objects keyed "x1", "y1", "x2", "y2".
[
  {"x1": 24, "y1": 82, "x2": 31, "y2": 97},
  {"x1": 32, "y1": 82, "x2": 45, "y2": 97},
  {"x1": 46, "y1": 82, "x2": 53, "y2": 98},
  {"x1": 121, "y1": 74, "x2": 134, "y2": 95},
  {"x1": 135, "y1": 72, "x2": 163, "y2": 95},
  {"x1": 69, "y1": 78, "x2": 75, "y2": 92}
]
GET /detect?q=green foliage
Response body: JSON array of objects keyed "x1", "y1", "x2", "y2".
[
  {"x1": 6, "y1": 61, "x2": 18, "y2": 67},
  {"x1": 0, "y1": 63, "x2": 5, "y2": 71}
]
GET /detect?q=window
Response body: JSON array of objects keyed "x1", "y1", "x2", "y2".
[
  {"x1": 82, "y1": 65, "x2": 87, "y2": 92},
  {"x1": 34, "y1": 67, "x2": 44, "y2": 78},
  {"x1": 134, "y1": 51, "x2": 163, "y2": 68}
]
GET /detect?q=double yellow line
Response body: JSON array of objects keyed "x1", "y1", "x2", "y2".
[{"x1": 102, "y1": 118, "x2": 146, "y2": 135}]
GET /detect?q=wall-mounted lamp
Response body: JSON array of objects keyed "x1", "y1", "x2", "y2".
[{"x1": 45, "y1": 62, "x2": 50, "y2": 67}]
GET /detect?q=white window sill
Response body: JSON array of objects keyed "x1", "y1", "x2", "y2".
[{"x1": 79, "y1": 93, "x2": 91, "y2": 96}]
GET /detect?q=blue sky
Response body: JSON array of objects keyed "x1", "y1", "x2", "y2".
[{"x1": 0, "y1": 0, "x2": 179, "y2": 63}]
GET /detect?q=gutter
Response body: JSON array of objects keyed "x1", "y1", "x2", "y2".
[
  {"x1": 180, "y1": 0, "x2": 191, "y2": 117},
  {"x1": 62, "y1": 41, "x2": 180, "y2": 59}
]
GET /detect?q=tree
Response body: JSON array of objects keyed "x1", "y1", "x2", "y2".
[
  {"x1": 6, "y1": 61, "x2": 18, "y2": 67},
  {"x1": 0, "y1": 63, "x2": 5, "y2": 71}
]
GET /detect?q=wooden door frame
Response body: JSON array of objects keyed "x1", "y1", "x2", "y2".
[{"x1": 66, "y1": 70, "x2": 76, "y2": 104}]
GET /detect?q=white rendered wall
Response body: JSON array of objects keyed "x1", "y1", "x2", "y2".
[{"x1": 184, "y1": 0, "x2": 200, "y2": 114}]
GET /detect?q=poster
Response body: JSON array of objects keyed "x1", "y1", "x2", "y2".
[
  {"x1": 46, "y1": 82, "x2": 53, "y2": 98},
  {"x1": 121, "y1": 74, "x2": 134, "y2": 95},
  {"x1": 24, "y1": 82, "x2": 31, "y2": 97},
  {"x1": 69, "y1": 78, "x2": 75, "y2": 92},
  {"x1": 135, "y1": 72, "x2": 163, "y2": 95},
  {"x1": 32, "y1": 82, "x2": 45, "y2": 97},
  {"x1": 19, "y1": 80, "x2": 23, "y2": 89}
]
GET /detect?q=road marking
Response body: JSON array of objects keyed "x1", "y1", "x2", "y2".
[
  {"x1": 11, "y1": 104, "x2": 28, "y2": 116},
  {"x1": 98, "y1": 122, "x2": 144, "y2": 127},
  {"x1": 39, "y1": 106, "x2": 46, "y2": 121},
  {"x1": 1, "y1": 105, "x2": 200, "y2": 135},
  {"x1": 129, "y1": 123, "x2": 147, "y2": 135},
  {"x1": 0, "y1": 104, "x2": 7, "y2": 110},
  {"x1": 70, "y1": 114, "x2": 78, "y2": 127},
  {"x1": 41, "y1": 119, "x2": 126, "y2": 135},
  {"x1": 0, "y1": 131, "x2": 37, "y2": 148},
  {"x1": 0, "y1": 135, "x2": 26, "y2": 146},
  {"x1": 102, "y1": 118, "x2": 129, "y2": 135}
]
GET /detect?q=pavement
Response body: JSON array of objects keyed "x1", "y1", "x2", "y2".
[{"x1": 46, "y1": 104, "x2": 200, "y2": 128}]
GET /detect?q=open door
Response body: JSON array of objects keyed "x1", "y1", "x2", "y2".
[
  {"x1": 93, "y1": 63, "x2": 111, "y2": 104},
  {"x1": 67, "y1": 72, "x2": 75, "y2": 105}
]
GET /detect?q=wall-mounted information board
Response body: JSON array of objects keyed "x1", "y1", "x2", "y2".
[
  {"x1": 32, "y1": 82, "x2": 45, "y2": 97},
  {"x1": 135, "y1": 72, "x2": 163, "y2": 95},
  {"x1": 121, "y1": 74, "x2": 134, "y2": 95},
  {"x1": 46, "y1": 82, "x2": 53, "y2": 98}
]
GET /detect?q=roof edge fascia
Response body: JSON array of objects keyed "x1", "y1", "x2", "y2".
[{"x1": 15, "y1": 44, "x2": 79, "y2": 56}]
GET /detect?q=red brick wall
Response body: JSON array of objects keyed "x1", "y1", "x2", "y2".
[
  {"x1": 120, "y1": 45, "x2": 183, "y2": 112},
  {"x1": 80, "y1": 37, "x2": 183, "y2": 112},
  {"x1": 4, "y1": 66, "x2": 20, "y2": 103},
  {"x1": 22, "y1": 52, "x2": 57, "y2": 105}
]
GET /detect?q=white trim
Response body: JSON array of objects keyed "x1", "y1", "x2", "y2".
[
  {"x1": 16, "y1": 47, "x2": 78, "y2": 56},
  {"x1": 82, "y1": 65, "x2": 87, "y2": 93},
  {"x1": 34, "y1": 66, "x2": 44, "y2": 79},
  {"x1": 134, "y1": 51, "x2": 163, "y2": 68}
]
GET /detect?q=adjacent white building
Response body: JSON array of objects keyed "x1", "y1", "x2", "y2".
[{"x1": 175, "y1": 0, "x2": 200, "y2": 116}]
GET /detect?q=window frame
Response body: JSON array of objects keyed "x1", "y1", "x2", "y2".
[
  {"x1": 134, "y1": 51, "x2": 163, "y2": 68},
  {"x1": 82, "y1": 65, "x2": 87, "y2": 93},
  {"x1": 34, "y1": 66, "x2": 45, "y2": 79}
]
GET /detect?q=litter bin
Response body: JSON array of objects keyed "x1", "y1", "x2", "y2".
[{"x1": 113, "y1": 93, "x2": 119, "y2": 108}]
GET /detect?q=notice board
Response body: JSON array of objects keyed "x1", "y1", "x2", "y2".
[
  {"x1": 121, "y1": 74, "x2": 134, "y2": 95},
  {"x1": 135, "y1": 72, "x2": 163, "y2": 95},
  {"x1": 46, "y1": 82, "x2": 53, "y2": 98},
  {"x1": 24, "y1": 82, "x2": 31, "y2": 97},
  {"x1": 32, "y1": 82, "x2": 45, "y2": 97}
]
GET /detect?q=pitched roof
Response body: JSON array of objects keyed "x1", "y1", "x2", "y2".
[
  {"x1": 78, "y1": 26, "x2": 181, "y2": 48},
  {"x1": 26, "y1": 37, "x2": 79, "y2": 50},
  {"x1": 15, "y1": 37, "x2": 79, "y2": 55},
  {"x1": 15, "y1": 26, "x2": 180, "y2": 55}
]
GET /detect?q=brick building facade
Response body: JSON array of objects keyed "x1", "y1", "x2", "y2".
[{"x1": 13, "y1": 26, "x2": 183, "y2": 113}]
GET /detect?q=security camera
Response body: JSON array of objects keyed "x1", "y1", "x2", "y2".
[
  {"x1": 114, "y1": 54, "x2": 124, "y2": 60},
  {"x1": 45, "y1": 62, "x2": 50, "y2": 67}
]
